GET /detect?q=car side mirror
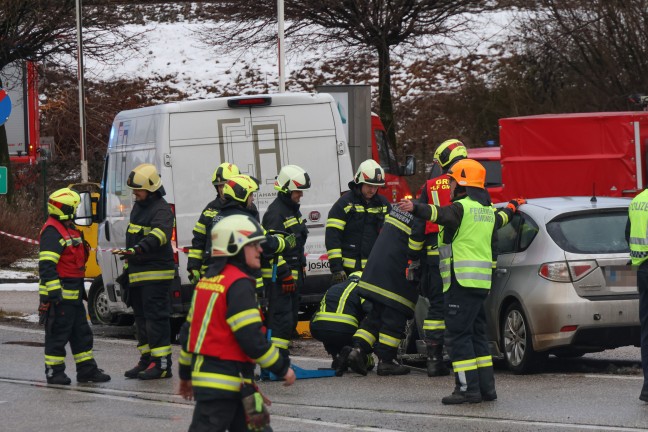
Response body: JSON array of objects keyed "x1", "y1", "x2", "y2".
[
  {"x1": 400, "y1": 155, "x2": 416, "y2": 176},
  {"x1": 75, "y1": 192, "x2": 93, "y2": 227}
]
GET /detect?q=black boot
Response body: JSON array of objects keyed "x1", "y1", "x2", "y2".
[
  {"x1": 138, "y1": 356, "x2": 172, "y2": 380},
  {"x1": 377, "y1": 359, "x2": 410, "y2": 376},
  {"x1": 478, "y1": 365, "x2": 497, "y2": 401},
  {"x1": 78, "y1": 368, "x2": 111, "y2": 383},
  {"x1": 348, "y1": 347, "x2": 368, "y2": 376},
  {"x1": 125, "y1": 359, "x2": 151, "y2": 379},
  {"x1": 47, "y1": 372, "x2": 72, "y2": 385},
  {"x1": 365, "y1": 354, "x2": 375, "y2": 372},
  {"x1": 426, "y1": 344, "x2": 450, "y2": 377},
  {"x1": 335, "y1": 346, "x2": 352, "y2": 376},
  {"x1": 441, "y1": 390, "x2": 482, "y2": 405}
]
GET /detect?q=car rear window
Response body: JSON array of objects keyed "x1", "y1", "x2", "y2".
[{"x1": 546, "y1": 211, "x2": 629, "y2": 254}]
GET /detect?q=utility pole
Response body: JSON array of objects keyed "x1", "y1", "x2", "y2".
[
  {"x1": 277, "y1": 0, "x2": 285, "y2": 92},
  {"x1": 76, "y1": 0, "x2": 88, "y2": 182}
]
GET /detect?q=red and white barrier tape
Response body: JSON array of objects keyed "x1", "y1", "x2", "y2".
[{"x1": 0, "y1": 230, "x2": 328, "y2": 260}]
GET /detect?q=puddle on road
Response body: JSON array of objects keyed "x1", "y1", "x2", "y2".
[{"x1": 3, "y1": 341, "x2": 44, "y2": 347}]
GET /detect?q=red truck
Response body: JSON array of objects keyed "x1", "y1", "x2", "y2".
[
  {"x1": 470, "y1": 111, "x2": 648, "y2": 202},
  {"x1": 6, "y1": 61, "x2": 40, "y2": 164}
]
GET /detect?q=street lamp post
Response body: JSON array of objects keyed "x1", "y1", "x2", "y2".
[
  {"x1": 76, "y1": 0, "x2": 88, "y2": 182},
  {"x1": 278, "y1": 0, "x2": 285, "y2": 92}
]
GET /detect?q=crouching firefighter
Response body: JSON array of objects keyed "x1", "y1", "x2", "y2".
[
  {"x1": 115, "y1": 163, "x2": 175, "y2": 380},
  {"x1": 39, "y1": 188, "x2": 110, "y2": 385},
  {"x1": 400, "y1": 159, "x2": 524, "y2": 405},
  {"x1": 178, "y1": 214, "x2": 296, "y2": 432},
  {"x1": 310, "y1": 271, "x2": 374, "y2": 371},
  {"x1": 336, "y1": 205, "x2": 420, "y2": 377}
]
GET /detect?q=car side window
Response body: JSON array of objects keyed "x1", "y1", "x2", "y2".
[
  {"x1": 497, "y1": 213, "x2": 521, "y2": 254},
  {"x1": 518, "y1": 214, "x2": 539, "y2": 251}
]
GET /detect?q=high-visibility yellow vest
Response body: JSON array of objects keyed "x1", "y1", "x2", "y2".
[{"x1": 629, "y1": 189, "x2": 648, "y2": 266}]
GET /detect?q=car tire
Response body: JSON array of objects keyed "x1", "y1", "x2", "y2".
[
  {"x1": 88, "y1": 276, "x2": 114, "y2": 325},
  {"x1": 501, "y1": 302, "x2": 547, "y2": 374}
]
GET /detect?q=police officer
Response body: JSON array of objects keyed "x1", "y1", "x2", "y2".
[
  {"x1": 628, "y1": 188, "x2": 648, "y2": 402},
  {"x1": 178, "y1": 214, "x2": 295, "y2": 431},
  {"x1": 262, "y1": 165, "x2": 311, "y2": 356},
  {"x1": 326, "y1": 159, "x2": 390, "y2": 284},
  {"x1": 400, "y1": 159, "x2": 524, "y2": 404},
  {"x1": 408, "y1": 139, "x2": 467, "y2": 377},
  {"x1": 186, "y1": 162, "x2": 240, "y2": 283},
  {"x1": 310, "y1": 271, "x2": 374, "y2": 371},
  {"x1": 39, "y1": 188, "x2": 110, "y2": 385},
  {"x1": 336, "y1": 204, "x2": 421, "y2": 377},
  {"x1": 117, "y1": 163, "x2": 175, "y2": 380}
]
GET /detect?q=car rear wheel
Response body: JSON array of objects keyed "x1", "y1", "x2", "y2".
[
  {"x1": 501, "y1": 302, "x2": 547, "y2": 374},
  {"x1": 88, "y1": 277, "x2": 114, "y2": 325}
]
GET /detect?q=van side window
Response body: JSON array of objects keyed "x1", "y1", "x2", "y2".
[
  {"x1": 106, "y1": 150, "x2": 155, "y2": 217},
  {"x1": 374, "y1": 129, "x2": 398, "y2": 174}
]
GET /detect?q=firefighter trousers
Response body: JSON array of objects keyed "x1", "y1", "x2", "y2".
[
  {"x1": 44, "y1": 301, "x2": 97, "y2": 376},
  {"x1": 267, "y1": 266, "x2": 303, "y2": 352},
  {"x1": 130, "y1": 281, "x2": 172, "y2": 369},
  {"x1": 420, "y1": 261, "x2": 445, "y2": 345},
  {"x1": 638, "y1": 261, "x2": 648, "y2": 395},
  {"x1": 189, "y1": 399, "x2": 252, "y2": 432},
  {"x1": 309, "y1": 324, "x2": 356, "y2": 357},
  {"x1": 444, "y1": 283, "x2": 494, "y2": 395},
  {"x1": 353, "y1": 302, "x2": 409, "y2": 362}
]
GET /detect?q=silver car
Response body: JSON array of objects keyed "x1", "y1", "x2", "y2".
[{"x1": 486, "y1": 197, "x2": 639, "y2": 373}]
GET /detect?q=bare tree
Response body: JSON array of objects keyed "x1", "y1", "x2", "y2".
[
  {"x1": 0, "y1": 0, "x2": 141, "y2": 203},
  {"x1": 195, "y1": 0, "x2": 489, "y2": 151}
]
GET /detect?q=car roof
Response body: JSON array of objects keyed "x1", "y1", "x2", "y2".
[{"x1": 518, "y1": 196, "x2": 630, "y2": 223}]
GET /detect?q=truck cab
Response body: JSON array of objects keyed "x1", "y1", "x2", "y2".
[{"x1": 371, "y1": 113, "x2": 414, "y2": 202}]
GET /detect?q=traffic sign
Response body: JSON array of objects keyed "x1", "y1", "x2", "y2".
[
  {"x1": 0, "y1": 166, "x2": 7, "y2": 194},
  {"x1": 0, "y1": 89, "x2": 11, "y2": 126}
]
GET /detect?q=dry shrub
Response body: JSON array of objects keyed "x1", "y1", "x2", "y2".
[{"x1": 0, "y1": 191, "x2": 42, "y2": 267}]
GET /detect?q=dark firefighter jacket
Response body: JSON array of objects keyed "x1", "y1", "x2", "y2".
[
  {"x1": 126, "y1": 194, "x2": 175, "y2": 287},
  {"x1": 310, "y1": 273, "x2": 372, "y2": 334},
  {"x1": 325, "y1": 184, "x2": 390, "y2": 274},
  {"x1": 357, "y1": 206, "x2": 419, "y2": 317},
  {"x1": 187, "y1": 197, "x2": 224, "y2": 272},
  {"x1": 178, "y1": 260, "x2": 290, "y2": 401},
  {"x1": 38, "y1": 217, "x2": 88, "y2": 303},
  {"x1": 409, "y1": 174, "x2": 453, "y2": 265},
  {"x1": 262, "y1": 192, "x2": 308, "y2": 270}
]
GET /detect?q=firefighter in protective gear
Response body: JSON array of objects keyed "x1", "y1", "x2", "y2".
[
  {"x1": 117, "y1": 163, "x2": 175, "y2": 380},
  {"x1": 628, "y1": 189, "x2": 648, "y2": 402},
  {"x1": 262, "y1": 165, "x2": 311, "y2": 357},
  {"x1": 326, "y1": 159, "x2": 390, "y2": 285},
  {"x1": 336, "y1": 203, "x2": 422, "y2": 377},
  {"x1": 310, "y1": 271, "x2": 374, "y2": 371},
  {"x1": 409, "y1": 139, "x2": 467, "y2": 377},
  {"x1": 178, "y1": 214, "x2": 296, "y2": 431},
  {"x1": 214, "y1": 174, "x2": 295, "y2": 300},
  {"x1": 399, "y1": 159, "x2": 523, "y2": 405},
  {"x1": 187, "y1": 162, "x2": 240, "y2": 284},
  {"x1": 40, "y1": 188, "x2": 110, "y2": 385}
]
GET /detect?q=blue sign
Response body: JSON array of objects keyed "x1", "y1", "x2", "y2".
[{"x1": 0, "y1": 89, "x2": 11, "y2": 126}]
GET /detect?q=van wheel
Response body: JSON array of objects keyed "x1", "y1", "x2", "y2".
[
  {"x1": 88, "y1": 277, "x2": 114, "y2": 325},
  {"x1": 501, "y1": 302, "x2": 547, "y2": 374}
]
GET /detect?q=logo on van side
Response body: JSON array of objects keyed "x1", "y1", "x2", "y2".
[{"x1": 309, "y1": 211, "x2": 321, "y2": 222}]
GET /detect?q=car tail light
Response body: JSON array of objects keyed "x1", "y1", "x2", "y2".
[
  {"x1": 227, "y1": 96, "x2": 271, "y2": 108},
  {"x1": 539, "y1": 260, "x2": 598, "y2": 282},
  {"x1": 169, "y1": 203, "x2": 178, "y2": 264}
]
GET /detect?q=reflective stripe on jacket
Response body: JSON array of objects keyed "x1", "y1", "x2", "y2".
[{"x1": 629, "y1": 189, "x2": 648, "y2": 266}]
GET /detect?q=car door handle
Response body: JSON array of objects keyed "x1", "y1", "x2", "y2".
[{"x1": 495, "y1": 268, "x2": 508, "y2": 275}]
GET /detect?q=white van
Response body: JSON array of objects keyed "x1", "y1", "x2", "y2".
[{"x1": 88, "y1": 93, "x2": 353, "y2": 326}]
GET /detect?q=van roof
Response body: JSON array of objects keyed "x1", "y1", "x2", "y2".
[{"x1": 115, "y1": 92, "x2": 335, "y2": 118}]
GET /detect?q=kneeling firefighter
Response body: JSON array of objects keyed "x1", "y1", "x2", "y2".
[{"x1": 39, "y1": 188, "x2": 110, "y2": 385}]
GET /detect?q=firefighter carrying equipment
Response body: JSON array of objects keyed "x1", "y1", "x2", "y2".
[
  {"x1": 433, "y1": 139, "x2": 468, "y2": 168},
  {"x1": 447, "y1": 159, "x2": 486, "y2": 189},
  {"x1": 222, "y1": 175, "x2": 260, "y2": 204},
  {"x1": 212, "y1": 162, "x2": 240, "y2": 187},
  {"x1": 274, "y1": 164, "x2": 311, "y2": 192},
  {"x1": 211, "y1": 214, "x2": 266, "y2": 257},
  {"x1": 127, "y1": 163, "x2": 162, "y2": 192},
  {"x1": 354, "y1": 159, "x2": 385, "y2": 186},
  {"x1": 47, "y1": 188, "x2": 81, "y2": 221}
]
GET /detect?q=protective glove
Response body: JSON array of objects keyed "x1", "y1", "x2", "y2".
[
  {"x1": 188, "y1": 269, "x2": 201, "y2": 285},
  {"x1": 111, "y1": 247, "x2": 138, "y2": 256},
  {"x1": 331, "y1": 270, "x2": 347, "y2": 285},
  {"x1": 406, "y1": 260, "x2": 421, "y2": 282},
  {"x1": 284, "y1": 233, "x2": 297, "y2": 250},
  {"x1": 241, "y1": 382, "x2": 271, "y2": 432},
  {"x1": 506, "y1": 198, "x2": 527, "y2": 212},
  {"x1": 38, "y1": 301, "x2": 50, "y2": 326},
  {"x1": 281, "y1": 275, "x2": 296, "y2": 293}
]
